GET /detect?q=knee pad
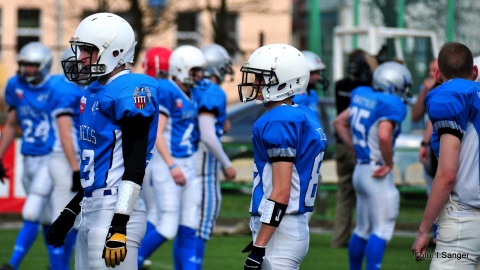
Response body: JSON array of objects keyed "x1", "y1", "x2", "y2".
[
  {"x1": 156, "y1": 211, "x2": 179, "y2": 240},
  {"x1": 22, "y1": 193, "x2": 49, "y2": 221}
]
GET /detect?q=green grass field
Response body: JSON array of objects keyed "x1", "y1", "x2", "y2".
[
  {"x1": 0, "y1": 190, "x2": 431, "y2": 269},
  {"x1": 0, "y1": 228, "x2": 431, "y2": 269}
]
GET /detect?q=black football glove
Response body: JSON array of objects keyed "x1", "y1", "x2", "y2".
[
  {"x1": 47, "y1": 209, "x2": 77, "y2": 247},
  {"x1": 0, "y1": 159, "x2": 7, "y2": 183},
  {"x1": 242, "y1": 241, "x2": 265, "y2": 269},
  {"x1": 103, "y1": 214, "x2": 129, "y2": 267},
  {"x1": 71, "y1": 170, "x2": 81, "y2": 192}
]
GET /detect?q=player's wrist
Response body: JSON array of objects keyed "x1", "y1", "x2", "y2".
[
  {"x1": 420, "y1": 140, "x2": 429, "y2": 147},
  {"x1": 111, "y1": 213, "x2": 130, "y2": 227}
]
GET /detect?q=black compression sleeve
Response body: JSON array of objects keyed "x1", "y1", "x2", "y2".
[{"x1": 119, "y1": 115, "x2": 153, "y2": 185}]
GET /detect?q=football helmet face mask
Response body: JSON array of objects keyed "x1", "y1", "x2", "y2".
[
  {"x1": 200, "y1": 44, "x2": 234, "y2": 84},
  {"x1": 17, "y1": 42, "x2": 52, "y2": 84},
  {"x1": 238, "y1": 44, "x2": 309, "y2": 103},
  {"x1": 62, "y1": 12, "x2": 137, "y2": 82},
  {"x1": 142, "y1": 46, "x2": 172, "y2": 78},
  {"x1": 301, "y1": 50, "x2": 329, "y2": 90},
  {"x1": 373, "y1": 61, "x2": 413, "y2": 102},
  {"x1": 169, "y1": 45, "x2": 206, "y2": 86},
  {"x1": 61, "y1": 48, "x2": 89, "y2": 85}
]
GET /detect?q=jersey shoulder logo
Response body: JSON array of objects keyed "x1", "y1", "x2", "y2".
[
  {"x1": 80, "y1": 96, "x2": 87, "y2": 114},
  {"x1": 133, "y1": 87, "x2": 152, "y2": 110}
]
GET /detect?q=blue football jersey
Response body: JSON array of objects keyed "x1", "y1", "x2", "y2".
[
  {"x1": 292, "y1": 88, "x2": 319, "y2": 117},
  {"x1": 349, "y1": 86, "x2": 406, "y2": 163},
  {"x1": 49, "y1": 75, "x2": 83, "y2": 153},
  {"x1": 4, "y1": 75, "x2": 57, "y2": 155},
  {"x1": 79, "y1": 71, "x2": 159, "y2": 194},
  {"x1": 250, "y1": 104, "x2": 327, "y2": 215},
  {"x1": 426, "y1": 78, "x2": 480, "y2": 209},
  {"x1": 158, "y1": 79, "x2": 198, "y2": 158},
  {"x1": 192, "y1": 79, "x2": 228, "y2": 144}
]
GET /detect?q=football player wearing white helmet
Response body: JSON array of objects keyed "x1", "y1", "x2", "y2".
[
  {"x1": 0, "y1": 41, "x2": 73, "y2": 270},
  {"x1": 292, "y1": 50, "x2": 329, "y2": 117},
  {"x1": 412, "y1": 42, "x2": 480, "y2": 268},
  {"x1": 192, "y1": 43, "x2": 236, "y2": 269},
  {"x1": 45, "y1": 13, "x2": 160, "y2": 269},
  {"x1": 239, "y1": 44, "x2": 327, "y2": 269},
  {"x1": 334, "y1": 61, "x2": 412, "y2": 270},
  {"x1": 137, "y1": 45, "x2": 205, "y2": 269}
]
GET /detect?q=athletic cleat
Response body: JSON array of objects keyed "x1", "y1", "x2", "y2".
[
  {"x1": 0, "y1": 263, "x2": 14, "y2": 270},
  {"x1": 139, "y1": 259, "x2": 152, "y2": 270}
]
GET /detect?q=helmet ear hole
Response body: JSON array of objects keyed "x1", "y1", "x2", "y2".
[{"x1": 278, "y1": 83, "x2": 286, "y2": 91}]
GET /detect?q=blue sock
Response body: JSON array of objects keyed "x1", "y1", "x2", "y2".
[
  {"x1": 195, "y1": 236, "x2": 206, "y2": 270},
  {"x1": 8, "y1": 220, "x2": 40, "y2": 268},
  {"x1": 173, "y1": 226, "x2": 197, "y2": 270},
  {"x1": 146, "y1": 221, "x2": 155, "y2": 235},
  {"x1": 348, "y1": 233, "x2": 367, "y2": 270},
  {"x1": 365, "y1": 234, "x2": 387, "y2": 270},
  {"x1": 43, "y1": 225, "x2": 65, "y2": 270},
  {"x1": 137, "y1": 229, "x2": 167, "y2": 268},
  {"x1": 63, "y1": 229, "x2": 78, "y2": 270}
]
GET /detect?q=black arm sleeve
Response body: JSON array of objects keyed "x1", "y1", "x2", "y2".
[
  {"x1": 119, "y1": 115, "x2": 153, "y2": 186},
  {"x1": 65, "y1": 190, "x2": 84, "y2": 215}
]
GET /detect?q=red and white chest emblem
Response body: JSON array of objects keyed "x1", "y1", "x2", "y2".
[
  {"x1": 80, "y1": 96, "x2": 87, "y2": 114},
  {"x1": 15, "y1": 88, "x2": 24, "y2": 100},
  {"x1": 175, "y1": 98, "x2": 183, "y2": 109}
]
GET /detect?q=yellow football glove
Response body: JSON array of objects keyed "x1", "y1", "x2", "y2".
[{"x1": 102, "y1": 214, "x2": 129, "y2": 267}]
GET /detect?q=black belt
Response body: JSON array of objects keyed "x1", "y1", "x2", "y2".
[{"x1": 84, "y1": 189, "x2": 114, "y2": 198}]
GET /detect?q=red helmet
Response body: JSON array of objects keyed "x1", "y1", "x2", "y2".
[{"x1": 142, "y1": 46, "x2": 172, "y2": 78}]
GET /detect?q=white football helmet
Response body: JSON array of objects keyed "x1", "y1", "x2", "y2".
[
  {"x1": 301, "y1": 50, "x2": 330, "y2": 90},
  {"x1": 17, "y1": 42, "x2": 52, "y2": 84},
  {"x1": 301, "y1": 50, "x2": 325, "y2": 71},
  {"x1": 200, "y1": 44, "x2": 234, "y2": 84},
  {"x1": 373, "y1": 61, "x2": 412, "y2": 101},
  {"x1": 169, "y1": 45, "x2": 206, "y2": 86},
  {"x1": 62, "y1": 12, "x2": 137, "y2": 81},
  {"x1": 238, "y1": 44, "x2": 309, "y2": 103}
]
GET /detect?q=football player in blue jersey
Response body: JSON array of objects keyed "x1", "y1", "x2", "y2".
[
  {"x1": 334, "y1": 61, "x2": 412, "y2": 270},
  {"x1": 137, "y1": 45, "x2": 205, "y2": 269},
  {"x1": 292, "y1": 50, "x2": 329, "y2": 117},
  {"x1": 193, "y1": 43, "x2": 237, "y2": 269},
  {"x1": 0, "y1": 41, "x2": 73, "y2": 270},
  {"x1": 138, "y1": 46, "x2": 172, "y2": 270},
  {"x1": 238, "y1": 44, "x2": 327, "y2": 269},
  {"x1": 45, "y1": 13, "x2": 159, "y2": 269},
  {"x1": 412, "y1": 42, "x2": 480, "y2": 269}
]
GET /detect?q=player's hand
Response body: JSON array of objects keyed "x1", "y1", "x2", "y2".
[
  {"x1": 418, "y1": 146, "x2": 429, "y2": 164},
  {"x1": 71, "y1": 170, "x2": 81, "y2": 192},
  {"x1": 102, "y1": 224, "x2": 127, "y2": 267},
  {"x1": 412, "y1": 231, "x2": 429, "y2": 262},
  {"x1": 242, "y1": 241, "x2": 265, "y2": 269},
  {"x1": 372, "y1": 164, "x2": 392, "y2": 178},
  {"x1": 223, "y1": 166, "x2": 236, "y2": 182},
  {"x1": 170, "y1": 166, "x2": 186, "y2": 186},
  {"x1": 47, "y1": 209, "x2": 77, "y2": 247},
  {"x1": 0, "y1": 159, "x2": 7, "y2": 183}
]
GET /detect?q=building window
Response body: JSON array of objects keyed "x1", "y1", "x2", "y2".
[
  {"x1": 176, "y1": 12, "x2": 200, "y2": 46},
  {"x1": 215, "y1": 12, "x2": 238, "y2": 57},
  {"x1": 17, "y1": 9, "x2": 40, "y2": 52}
]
